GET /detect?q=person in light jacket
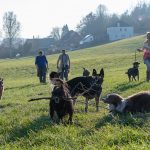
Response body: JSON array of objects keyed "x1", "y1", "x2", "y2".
[{"x1": 57, "y1": 49, "x2": 70, "y2": 81}]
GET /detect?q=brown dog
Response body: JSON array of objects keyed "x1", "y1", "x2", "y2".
[{"x1": 102, "y1": 92, "x2": 150, "y2": 113}]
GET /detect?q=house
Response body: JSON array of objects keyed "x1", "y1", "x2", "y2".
[
  {"x1": 107, "y1": 22, "x2": 134, "y2": 41},
  {"x1": 58, "y1": 30, "x2": 81, "y2": 50},
  {"x1": 26, "y1": 37, "x2": 55, "y2": 54},
  {"x1": 80, "y1": 34, "x2": 94, "y2": 45}
]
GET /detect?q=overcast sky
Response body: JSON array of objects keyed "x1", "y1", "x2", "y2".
[{"x1": 0, "y1": 0, "x2": 149, "y2": 39}]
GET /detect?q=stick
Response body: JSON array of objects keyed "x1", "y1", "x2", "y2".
[{"x1": 28, "y1": 97, "x2": 51, "y2": 102}]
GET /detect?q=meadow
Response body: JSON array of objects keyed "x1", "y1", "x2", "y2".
[{"x1": 0, "y1": 35, "x2": 150, "y2": 149}]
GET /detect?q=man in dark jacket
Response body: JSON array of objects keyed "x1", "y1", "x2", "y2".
[{"x1": 35, "y1": 50, "x2": 48, "y2": 83}]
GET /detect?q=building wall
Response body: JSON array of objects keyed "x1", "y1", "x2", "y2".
[{"x1": 107, "y1": 27, "x2": 134, "y2": 41}]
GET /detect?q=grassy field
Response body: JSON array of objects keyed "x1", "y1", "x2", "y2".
[{"x1": 0, "y1": 35, "x2": 150, "y2": 149}]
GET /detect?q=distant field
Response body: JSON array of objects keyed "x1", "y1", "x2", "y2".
[{"x1": 0, "y1": 35, "x2": 150, "y2": 149}]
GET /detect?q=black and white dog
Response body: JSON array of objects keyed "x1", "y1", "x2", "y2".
[{"x1": 102, "y1": 92, "x2": 150, "y2": 114}]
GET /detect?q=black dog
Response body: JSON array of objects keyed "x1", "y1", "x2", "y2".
[
  {"x1": 83, "y1": 68, "x2": 90, "y2": 76},
  {"x1": 29, "y1": 84, "x2": 74, "y2": 124},
  {"x1": 126, "y1": 62, "x2": 140, "y2": 81},
  {"x1": 102, "y1": 92, "x2": 150, "y2": 114},
  {"x1": 50, "y1": 68, "x2": 104, "y2": 112}
]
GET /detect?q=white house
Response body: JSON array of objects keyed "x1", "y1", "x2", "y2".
[
  {"x1": 80, "y1": 34, "x2": 94, "y2": 45},
  {"x1": 107, "y1": 23, "x2": 134, "y2": 41}
]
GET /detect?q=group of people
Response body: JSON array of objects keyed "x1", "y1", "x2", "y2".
[
  {"x1": 35, "y1": 32, "x2": 150, "y2": 83},
  {"x1": 35, "y1": 49, "x2": 70, "y2": 83}
]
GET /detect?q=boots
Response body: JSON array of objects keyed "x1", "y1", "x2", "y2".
[{"x1": 146, "y1": 71, "x2": 150, "y2": 82}]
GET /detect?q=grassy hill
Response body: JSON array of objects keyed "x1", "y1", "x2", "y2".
[{"x1": 0, "y1": 35, "x2": 150, "y2": 149}]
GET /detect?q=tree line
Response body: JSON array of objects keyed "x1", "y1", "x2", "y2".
[{"x1": 0, "y1": 2, "x2": 150, "y2": 58}]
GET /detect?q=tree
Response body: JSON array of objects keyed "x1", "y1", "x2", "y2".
[
  {"x1": 3, "y1": 11, "x2": 20, "y2": 58},
  {"x1": 61, "y1": 24, "x2": 69, "y2": 38},
  {"x1": 50, "y1": 27, "x2": 62, "y2": 41}
]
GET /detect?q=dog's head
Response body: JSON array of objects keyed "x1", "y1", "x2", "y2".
[
  {"x1": 91, "y1": 68, "x2": 104, "y2": 87},
  {"x1": 49, "y1": 71, "x2": 61, "y2": 84},
  {"x1": 83, "y1": 68, "x2": 90, "y2": 76},
  {"x1": 133, "y1": 62, "x2": 140, "y2": 68},
  {"x1": 51, "y1": 84, "x2": 71, "y2": 105},
  {"x1": 102, "y1": 93, "x2": 123, "y2": 112},
  {"x1": 92, "y1": 68, "x2": 104, "y2": 78}
]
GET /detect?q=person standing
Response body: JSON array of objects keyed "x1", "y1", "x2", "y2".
[
  {"x1": 35, "y1": 50, "x2": 48, "y2": 83},
  {"x1": 137, "y1": 32, "x2": 150, "y2": 81},
  {"x1": 57, "y1": 49, "x2": 70, "y2": 81}
]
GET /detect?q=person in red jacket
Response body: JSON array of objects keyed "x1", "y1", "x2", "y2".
[{"x1": 137, "y1": 32, "x2": 150, "y2": 81}]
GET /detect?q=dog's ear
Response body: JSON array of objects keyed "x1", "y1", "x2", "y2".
[
  {"x1": 99, "y1": 68, "x2": 104, "y2": 78},
  {"x1": 92, "y1": 69, "x2": 97, "y2": 76}
]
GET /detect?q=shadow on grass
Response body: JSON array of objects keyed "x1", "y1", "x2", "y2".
[
  {"x1": 95, "y1": 113, "x2": 150, "y2": 129},
  {"x1": 0, "y1": 103, "x2": 21, "y2": 109},
  {"x1": 112, "y1": 81, "x2": 145, "y2": 93},
  {"x1": 5, "y1": 83, "x2": 43, "y2": 91},
  {"x1": 6, "y1": 115, "x2": 52, "y2": 143}
]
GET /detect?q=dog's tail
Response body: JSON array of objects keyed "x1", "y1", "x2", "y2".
[
  {"x1": 125, "y1": 72, "x2": 128, "y2": 74},
  {"x1": 28, "y1": 97, "x2": 51, "y2": 102}
]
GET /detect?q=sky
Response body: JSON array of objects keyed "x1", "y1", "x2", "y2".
[{"x1": 0, "y1": 0, "x2": 149, "y2": 39}]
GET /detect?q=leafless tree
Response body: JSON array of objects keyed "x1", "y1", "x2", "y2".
[
  {"x1": 3, "y1": 11, "x2": 20, "y2": 58},
  {"x1": 50, "y1": 27, "x2": 62, "y2": 41}
]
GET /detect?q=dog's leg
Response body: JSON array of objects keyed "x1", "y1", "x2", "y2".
[
  {"x1": 95, "y1": 96, "x2": 99, "y2": 111},
  {"x1": 137, "y1": 74, "x2": 139, "y2": 81},
  {"x1": 49, "y1": 101, "x2": 54, "y2": 120},
  {"x1": 73, "y1": 97, "x2": 77, "y2": 105},
  {"x1": 128, "y1": 75, "x2": 131, "y2": 82},
  {"x1": 133, "y1": 76, "x2": 136, "y2": 81},
  {"x1": 68, "y1": 113, "x2": 73, "y2": 124},
  {"x1": 85, "y1": 98, "x2": 88, "y2": 113}
]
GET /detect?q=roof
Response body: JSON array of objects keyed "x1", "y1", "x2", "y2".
[
  {"x1": 26, "y1": 37, "x2": 55, "y2": 49},
  {"x1": 109, "y1": 21, "x2": 131, "y2": 27}
]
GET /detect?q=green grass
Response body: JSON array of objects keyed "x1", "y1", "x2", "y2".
[{"x1": 0, "y1": 35, "x2": 150, "y2": 149}]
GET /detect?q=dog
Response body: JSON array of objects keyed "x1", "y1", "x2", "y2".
[
  {"x1": 126, "y1": 62, "x2": 140, "y2": 81},
  {"x1": 83, "y1": 68, "x2": 90, "y2": 76},
  {"x1": 50, "y1": 68, "x2": 104, "y2": 112},
  {"x1": 29, "y1": 84, "x2": 74, "y2": 124},
  {"x1": 102, "y1": 92, "x2": 150, "y2": 114},
  {"x1": 0, "y1": 78, "x2": 4, "y2": 100}
]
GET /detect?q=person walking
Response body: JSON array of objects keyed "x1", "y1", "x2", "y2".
[
  {"x1": 57, "y1": 49, "x2": 70, "y2": 81},
  {"x1": 35, "y1": 50, "x2": 48, "y2": 83},
  {"x1": 137, "y1": 32, "x2": 150, "y2": 81}
]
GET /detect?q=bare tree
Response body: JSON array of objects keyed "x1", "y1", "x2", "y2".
[
  {"x1": 3, "y1": 11, "x2": 20, "y2": 58},
  {"x1": 50, "y1": 27, "x2": 62, "y2": 41}
]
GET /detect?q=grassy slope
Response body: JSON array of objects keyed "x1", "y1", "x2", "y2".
[{"x1": 0, "y1": 35, "x2": 150, "y2": 149}]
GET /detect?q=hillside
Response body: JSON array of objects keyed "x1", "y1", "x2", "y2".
[{"x1": 0, "y1": 35, "x2": 150, "y2": 149}]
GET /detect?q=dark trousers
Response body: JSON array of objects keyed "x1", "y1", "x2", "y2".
[
  {"x1": 38, "y1": 67, "x2": 47, "y2": 83},
  {"x1": 60, "y1": 66, "x2": 69, "y2": 81}
]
